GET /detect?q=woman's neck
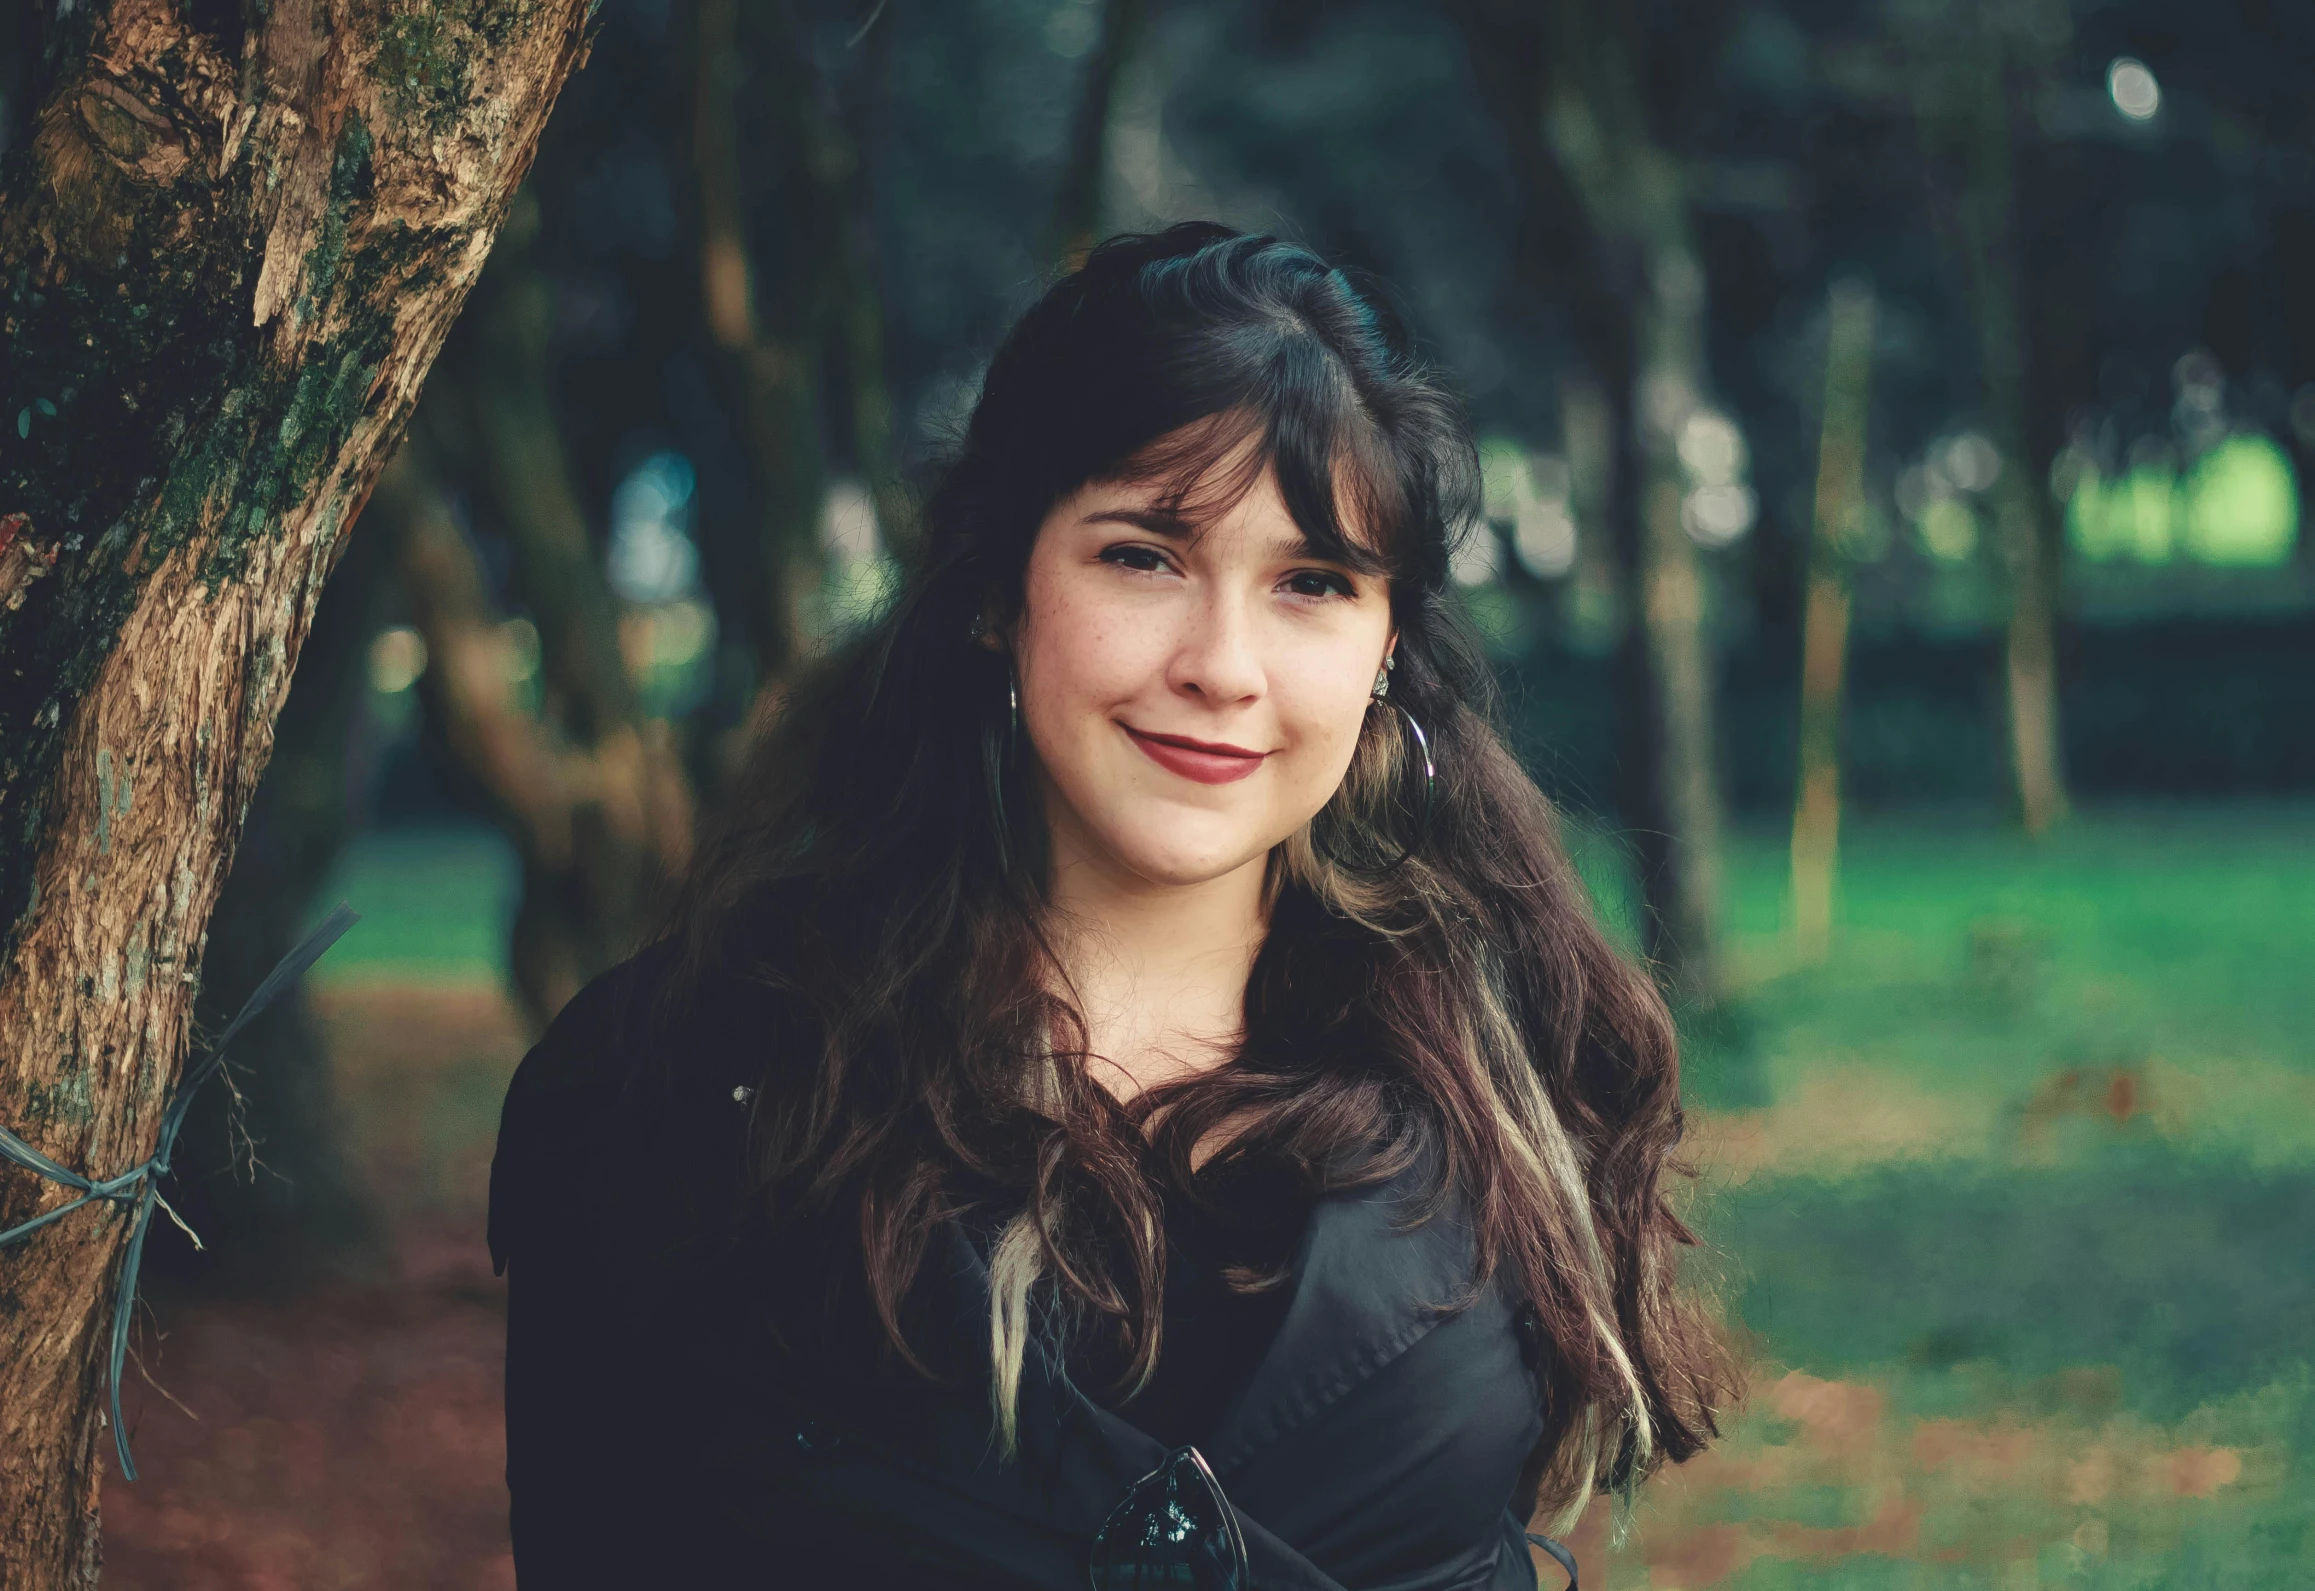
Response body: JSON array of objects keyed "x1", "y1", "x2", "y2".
[{"x1": 1043, "y1": 839, "x2": 1269, "y2": 1106}]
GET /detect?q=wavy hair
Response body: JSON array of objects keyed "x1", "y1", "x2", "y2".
[{"x1": 663, "y1": 224, "x2": 1732, "y2": 1524}]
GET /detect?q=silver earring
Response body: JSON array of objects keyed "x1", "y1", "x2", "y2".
[
  {"x1": 1372, "y1": 655, "x2": 1394, "y2": 700},
  {"x1": 1313, "y1": 698, "x2": 1435, "y2": 875},
  {"x1": 1008, "y1": 670, "x2": 1020, "y2": 734}
]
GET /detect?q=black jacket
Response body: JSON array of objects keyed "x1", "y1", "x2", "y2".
[{"x1": 489, "y1": 946, "x2": 1563, "y2": 1590}]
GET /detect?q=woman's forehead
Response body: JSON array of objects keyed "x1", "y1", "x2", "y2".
[{"x1": 1094, "y1": 418, "x2": 1388, "y2": 559}]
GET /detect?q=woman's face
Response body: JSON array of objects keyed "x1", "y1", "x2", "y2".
[{"x1": 1010, "y1": 445, "x2": 1395, "y2": 892}]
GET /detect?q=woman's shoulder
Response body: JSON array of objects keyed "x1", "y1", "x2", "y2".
[
  {"x1": 492, "y1": 940, "x2": 689, "y2": 1143},
  {"x1": 485, "y1": 938, "x2": 786, "y2": 1274}
]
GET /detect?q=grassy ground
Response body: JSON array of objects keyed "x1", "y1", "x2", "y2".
[
  {"x1": 1575, "y1": 805, "x2": 2315, "y2": 1590},
  {"x1": 102, "y1": 808, "x2": 2314, "y2": 1587}
]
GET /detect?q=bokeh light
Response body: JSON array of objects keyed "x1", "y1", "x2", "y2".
[
  {"x1": 2108, "y1": 57, "x2": 2161, "y2": 122},
  {"x1": 366, "y1": 627, "x2": 428, "y2": 694},
  {"x1": 606, "y1": 451, "x2": 700, "y2": 606},
  {"x1": 2062, "y1": 433, "x2": 2298, "y2": 567}
]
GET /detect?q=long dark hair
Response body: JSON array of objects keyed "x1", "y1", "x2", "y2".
[{"x1": 665, "y1": 224, "x2": 1730, "y2": 1523}]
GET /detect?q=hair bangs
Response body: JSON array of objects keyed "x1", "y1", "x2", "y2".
[
  {"x1": 1264, "y1": 336, "x2": 1405, "y2": 579},
  {"x1": 1099, "y1": 370, "x2": 1404, "y2": 582}
]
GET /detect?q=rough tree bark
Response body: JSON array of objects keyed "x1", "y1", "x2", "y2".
[
  {"x1": 1453, "y1": 0, "x2": 1727, "y2": 1002},
  {"x1": 0, "y1": 0, "x2": 594, "y2": 1576},
  {"x1": 155, "y1": 506, "x2": 394, "y2": 1286}
]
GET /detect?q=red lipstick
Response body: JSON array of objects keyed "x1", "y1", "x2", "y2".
[{"x1": 1124, "y1": 727, "x2": 1269, "y2": 785}]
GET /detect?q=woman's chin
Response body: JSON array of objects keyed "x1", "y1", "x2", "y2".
[{"x1": 1107, "y1": 831, "x2": 1275, "y2": 890}]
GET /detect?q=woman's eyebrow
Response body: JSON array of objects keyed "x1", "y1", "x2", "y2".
[
  {"x1": 1085, "y1": 507, "x2": 1387, "y2": 575},
  {"x1": 1082, "y1": 506, "x2": 1198, "y2": 539}
]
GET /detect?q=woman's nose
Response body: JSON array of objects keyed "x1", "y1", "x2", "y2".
[{"x1": 1167, "y1": 591, "x2": 1264, "y2": 704}]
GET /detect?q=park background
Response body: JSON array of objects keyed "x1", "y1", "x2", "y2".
[{"x1": 5, "y1": 0, "x2": 2308, "y2": 1584}]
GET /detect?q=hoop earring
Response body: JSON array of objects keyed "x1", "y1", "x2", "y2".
[
  {"x1": 983, "y1": 663, "x2": 1024, "y2": 877},
  {"x1": 1312, "y1": 698, "x2": 1436, "y2": 875}
]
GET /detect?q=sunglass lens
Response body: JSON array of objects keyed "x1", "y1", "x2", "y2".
[{"x1": 1088, "y1": 1446, "x2": 1248, "y2": 1590}]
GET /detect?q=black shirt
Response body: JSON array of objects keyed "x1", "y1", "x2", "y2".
[{"x1": 1077, "y1": 1155, "x2": 1311, "y2": 1449}]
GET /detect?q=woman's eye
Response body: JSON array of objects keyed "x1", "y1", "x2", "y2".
[
  {"x1": 1100, "y1": 544, "x2": 1172, "y2": 575},
  {"x1": 1284, "y1": 569, "x2": 1357, "y2": 601}
]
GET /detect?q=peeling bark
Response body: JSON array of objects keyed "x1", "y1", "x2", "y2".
[
  {"x1": 0, "y1": 0, "x2": 594, "y2": 1575},
  {"x1": 155, "y1": 502, "x2": 393, "y2": 1287}
]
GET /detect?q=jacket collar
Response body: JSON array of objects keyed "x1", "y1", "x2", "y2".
[
  {"x1": 895, "y1": 1149, "x2": 1481, "y2": 1590},
  {"x1": 1205, "y1": 1148, "x2": 1478, "y2": 1476}
]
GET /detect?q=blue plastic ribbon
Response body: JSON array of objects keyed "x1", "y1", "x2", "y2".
[
  {"x1": 1526, "y1": 1532, "x2": 1579, "y2": 1590},
  {"x1": 0, "y1": 901, "x2": 359, "y2": 1480}
]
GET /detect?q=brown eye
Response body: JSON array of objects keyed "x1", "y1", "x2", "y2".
[
  {"x1": 1284, "y1": 569, "x2": 1356, "y2": 600},
  {"x1": 1101, "y1": 545, "x2": 1171, "y2": 574}
]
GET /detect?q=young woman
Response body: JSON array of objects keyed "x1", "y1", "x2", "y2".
[{"x1": 489, "y1": 224, "x2": 1731, "y2": 1590}]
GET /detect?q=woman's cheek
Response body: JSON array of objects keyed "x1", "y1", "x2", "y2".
[{"x1": 1285, "y1": 681, "x2": 1370, "y2": 804}]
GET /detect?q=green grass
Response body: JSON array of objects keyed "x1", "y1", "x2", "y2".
[
  {"x1": 302, "y1": 825, "x2": 517, "y2": 982},
  {"x1": 1715, "y1": 1147, "x2": 2315, "y2": 1422},
  {"x1": 1712, "y1": 806, "x2": 2315, "y2": 1110},
  {"x1": 1593, "y1": 806, "x2": 2315, "y2": 1589}
]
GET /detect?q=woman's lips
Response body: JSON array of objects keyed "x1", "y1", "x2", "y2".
[{"x1": 1125, "y1": 727, "x2": 1269, "y2": 785}]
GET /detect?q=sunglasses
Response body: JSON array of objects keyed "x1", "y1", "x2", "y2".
[
  {"x1": 1088, "y1": 1445, "x2": 1249, "y2": 1589},
  {"x1": 1086, "y1": 1444, "x2": 1583, "y2": 1591}
]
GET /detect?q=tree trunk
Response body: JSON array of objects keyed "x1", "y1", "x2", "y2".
[
  {"x1": 0, "y1": 0, "x2": 592, "y2": 1575},
  {"x1": 1914, "y1": 2, "x2": 2070, "y2": 835},
  {"x1": 832, "y1": 10, "x2": 914, "y2": 565},
  {"x1": 1966, "y1": 66, "x2": 2068, "y2": 836},
  {"x1": 1621, "y1": 244, "x2": 1723, "y2": 1002},
  {"x1": 367, "y1": 439, "x2": 600, "y2": 1030},
  {"x1": 153, "y1": 503, "x2": 394, "y2": 1287},
  {"x1": 1046, "y1": 0, "x2": 1148, "y2": 265},
  {"x1": 692, "y1": 0, "x2": 829, "y2": 697},
  {"x1": 1791, "y1": 281, "x2": 1877, "y2": 964},
  {"x1": 1454, "y1": 0, "x2": 1727, "y2": 1000},
  {"x1": 422, "y1": 196, "x2": 695, "y2": 1029}
]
